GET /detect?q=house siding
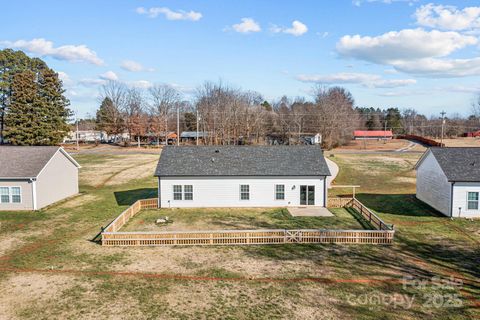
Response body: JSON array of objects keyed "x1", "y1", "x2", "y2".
[
  {"x1": 0, "y1": 179, "x2": 34, "y2": 210},
  {"x1": 451, "y1": 183, "x2": 480, "y2": 218},
  {"x1": 36, "y1": 150, "x2": 79, "y2": 209},
  {"x1": 159, "y1": 176, "x2": 326, "y2": 208},
  {"x1": 416, "y1": 151, "x2": 451, "y2": 216}
]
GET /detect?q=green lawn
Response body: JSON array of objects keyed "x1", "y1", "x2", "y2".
[
  {"x1": 121, "y1": 207, "x2": 366, "y2": 232},
  {"x1": 0, "y1": 151, "x2": 478, "y2": 319}
]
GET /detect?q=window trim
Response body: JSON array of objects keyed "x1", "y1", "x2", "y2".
[
  {"x1": 467, "y1": 191, "x2": 479, "y2": 211},
  {"x1": 173, "y1": 185, "x2": 183, "y2": 200},
  {"x1": 184, "y1": 185, "x2": 193, "y2": 201},
  {"x1": 275, "y1": 184, "x2": 285, "y2": 200},
  {"x1": 0, "y1": 186, "x2": 22, "y2": 204},
  {"x1": 240, "y1": 184, "x2": 250, "y2": 201}
]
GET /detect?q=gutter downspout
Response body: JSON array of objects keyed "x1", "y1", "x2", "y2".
[
  {"x1": 450, "y1": 182, "x2": 455, "y2": 218},
  {"x1": 30, "y1": 178, "x2": 37, "y2": 211},
  {"x1": 157, "y1": 177, "x2": 161, "y2": 209}
]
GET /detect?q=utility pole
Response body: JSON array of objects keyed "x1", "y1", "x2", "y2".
[
  {"x1": 196, "y1": 109, "x2": 199, "y2": 146},
  {"x1": 176, "y1": 105, "x2": 180, "y2": 146},
  {"x1": 440, "y1": 110, "x2": 446, "y2": 147},
  {"x1": 384, "y1": 119, "x2": 387, "y2": 144},
  {"x1": 75, "y1": 110, "x2": 79, "y2": 151}
]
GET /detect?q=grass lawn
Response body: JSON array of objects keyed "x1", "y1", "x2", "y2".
[
  {"x1": 0, "y1": 151, "x2": 479, "y2": 319},
  {"x1": 121, "y1": 207, "x2": 366, "y2": 232}
]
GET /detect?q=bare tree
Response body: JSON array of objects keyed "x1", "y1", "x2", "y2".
[{"x1": 149, "y1": 84, "x2": 181, "y2": 144}]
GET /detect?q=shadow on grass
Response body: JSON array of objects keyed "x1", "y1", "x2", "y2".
[
  {"x1": 356, "y1": 193, "x2": 443, "y2": 217},
  {"x1": 114, "y1": 188, "x2": 157, "y2": 206}
]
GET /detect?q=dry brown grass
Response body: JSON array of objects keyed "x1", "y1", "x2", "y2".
[
  {"x1": 433, "y1": 137, "x2": 480, "y2": 147},
  {"x1": 333, "y1": 139, "x2": 420, "y2": 152}
]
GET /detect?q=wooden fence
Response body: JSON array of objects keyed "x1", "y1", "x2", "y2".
[
  {"x1": 103, "y1": 198, "x2": 157, "y2": 233},
  {"x1": 101, "y1": 197, "x2": 394, "y2": 246},
  {"x1": 102, "y1": 229, "x2": 394, "y2": 246}
]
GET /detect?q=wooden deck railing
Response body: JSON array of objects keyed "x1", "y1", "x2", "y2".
[
  {"x1": 102, "y1": 228, "x2": 394, "y2": 246},
  {"x1": 328, "y1": 197, "x2": 354, "y2": 208}
]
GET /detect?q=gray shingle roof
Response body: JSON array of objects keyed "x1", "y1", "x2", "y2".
[
  {"x1": 0, "y1": 146, "x2": 75, "y2": 178},
  {"x1": 429, "y1": 147, "x2": 480, "y2": 182},
  {"x1": 155, "y1": 146, "x2": 331, "y2": 177}
]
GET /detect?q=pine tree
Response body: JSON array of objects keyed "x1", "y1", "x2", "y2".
[
  {"x1": 96, "y1": 97, "x2": 124, "y2": 135},
  {"x1": 4, "y1": 71, "x2": 38, "y2": 145}
]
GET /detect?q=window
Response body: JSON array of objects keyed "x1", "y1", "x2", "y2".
[
  {"x1": 11, "y1": 187, "x2": 21, "y2": 203},
  {"x1": 275, "y1": 184, "x2": 285, "y2": 200},
  {"x1": 0, "y1": 187, "x2": 21, "y2": 204},
  {"x1": 0, "y1": 187, "x2": 9, "y2": 203},
  {"x1": 173, "y1": 185, "x2": 182, "y2": 200},
  {"x1": 467, "y1": 192, "x2": 479, "y2": 210},
  {"x1": 240, "y1": 185, "x2": 250, "y2": 200},
  {"x1": 184, "y1": 185, "x2": 193, "y2": 200}
]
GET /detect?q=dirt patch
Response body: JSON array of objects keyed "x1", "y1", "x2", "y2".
[{"x1": 0, "y1": 273, "x2": 74, "y2": 319}]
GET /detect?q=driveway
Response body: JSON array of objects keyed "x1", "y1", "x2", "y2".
[{"x1": 325, "y1": 158, "x2": 339, "y2": 189}]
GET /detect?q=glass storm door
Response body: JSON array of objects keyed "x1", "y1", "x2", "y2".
[{"x1": 300, "y1": 185, "x2": 315, "y2": 205}]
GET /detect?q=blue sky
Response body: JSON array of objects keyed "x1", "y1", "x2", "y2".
[{"x1": 2, "y1": 0, "x2": 480, "y2": 117}]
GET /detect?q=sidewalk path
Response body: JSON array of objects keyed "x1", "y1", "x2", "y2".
[{"x1": 325, "y1": 158, "x2": 339, "y2": 189}]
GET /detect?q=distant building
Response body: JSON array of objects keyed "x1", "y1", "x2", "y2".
[
  {"x1": 463, "y1": 130, "x2": 480, "y2": 138},
  {"x1": 0, "y1": 146, "x2": 80, "y2": 211},
  {"x1": 180, "y1": 131, "x2": 208, "y2": 143},
  {"x1": 416, "y1": 147, "x2": 480, "y2": 218},
  {"x1": 64, "y1": 130, "x2": 107, "y2": 143},
  {"x1": 301, "y1": 133, "x2": 322, "y2": 145},
  {"x1": 353, "y1": 130, "x2": 393, "y2": 140}
]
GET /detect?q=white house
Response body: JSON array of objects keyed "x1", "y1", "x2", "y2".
[
  {"x1": 0, "y1": 146, "x2": 81, "y2": 211},
  {"x1": 415, "y1": 147, "x2": 480, "y2": 218},
  {"x1": 154, "y1": 146, "x2": 331, "y2": 208}
]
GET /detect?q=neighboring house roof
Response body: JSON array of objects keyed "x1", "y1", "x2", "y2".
[
  {"x1": 417, "y1": 147, "x2": 480, "y2": 182},
  {"x1": 180, "y1": 131, "x2": 208, "y2": 138},
  {"x1": 155, "y1": 146, "x2": 331, "y2": 177},
  {"x1": 0, "y1": 146, "x2": 81, "y2": 179},
  {"x1": 354, "y1": 130, "x2": 393, "y2": 137}
]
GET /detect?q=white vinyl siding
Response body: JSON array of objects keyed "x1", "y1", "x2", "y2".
[
  {"x1": 159, "y1": 176, "x2": 326, "y2": 208},
  {"x1": 416, "y1": 151, "x2": 452, "y2": 216},
  {"x1": 451, "y1": 183, "x2": 480, "y2": 218}
]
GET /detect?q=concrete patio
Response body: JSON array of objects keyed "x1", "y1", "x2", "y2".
[{"x1": 288, "y1": 207, "x2": 334, "y2": 217}]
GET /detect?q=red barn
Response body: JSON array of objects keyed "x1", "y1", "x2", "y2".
[{"x1": 354, "y1": 130, "x2": 393, "y2": 140}]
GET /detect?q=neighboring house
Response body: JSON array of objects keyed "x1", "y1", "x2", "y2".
[
  {"x1": 64, "y1": 130, "x2": 107, "y2": 143},
  {"x1": 180, "y1": 131, "x2": 208, "y2": 143},
  {"x1": 154, "y1": 146, "x2": 331, "y2": 208},
  {"x1": 353, "y1": 130, "x2": 393, "y2": 140},
  {"x1": 0, "y1": 146, "x2": 81, "y2": 211},
  {"x1": 301, "y1": 133, "x2": 322, "y2": 145},
  {"x1": 463, "y1": 130, "x2": 480, "y2": 138},
  {"x1": 415, "y1": 147, "x2": 480, "y2": 218}
]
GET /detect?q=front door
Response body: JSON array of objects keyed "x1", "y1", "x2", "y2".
[{"x1": 300, "y1": 185, "x2": 315, "y2": 205}]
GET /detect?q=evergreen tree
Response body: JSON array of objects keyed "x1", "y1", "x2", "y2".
[
  {"x1": 4, "y1": 71, "x2": 38, "y2": 145},
  {"x1": 0, "y1": 49, "x2": 49, "y2": 143},
  {"x1": 183, "y1": 112, "x2": 197, "y2": 131},
  {"x1": 96, "y1": 97, "x2": 124, "y2": 135}
]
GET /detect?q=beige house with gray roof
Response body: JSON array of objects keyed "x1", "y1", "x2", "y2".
[{"x1": 0, "y1": 146, "x2": 81, "y2": 211}]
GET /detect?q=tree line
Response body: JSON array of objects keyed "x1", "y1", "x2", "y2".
[{"x1": 2, "y1": 48, "x2": 480, "y2": 148}]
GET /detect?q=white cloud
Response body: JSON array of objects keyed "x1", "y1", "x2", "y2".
[
  {"x1": 271, "y1": 20, "x2": 308, "y2": 36},
  {"x1": 136, "y1": 7, "x2": 202, "y2": 21},
  {"x1": 337, "y1": 28, "x2": 477, "y2": 64},
  {"x1": 414, "y1": 3, "x2": 480, "y2": 31},
  {"x1": 121, "y1": 60, "x2": 154, "y2": 72},
  {"x1": 99, "y1": 71, "x2": 119, "y2": 81},
  {"x1": 79, "y1": 78, "x2": 106, "y2": 87},
  {"x1": 353, "y1": 0, "x2": 417, "y2": 6},
  {"x1": 1, "y1": 38, "x2": 103, "y2": 65},
  {"x1": 128, "y1": 80, "x2": 153, "y2": 89},
  {"x1": 296, "y1": 72, "x2": 416, "y2": 88},
  {"x1": 57, "y1": 71, "x2": 73, "y2": 86},
  {"x1": 231, "y1": 18, "x2": 261, "y2": 33},
  {"x1": 336, "y1": 28, "x2": 480, "y2": 77}
]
